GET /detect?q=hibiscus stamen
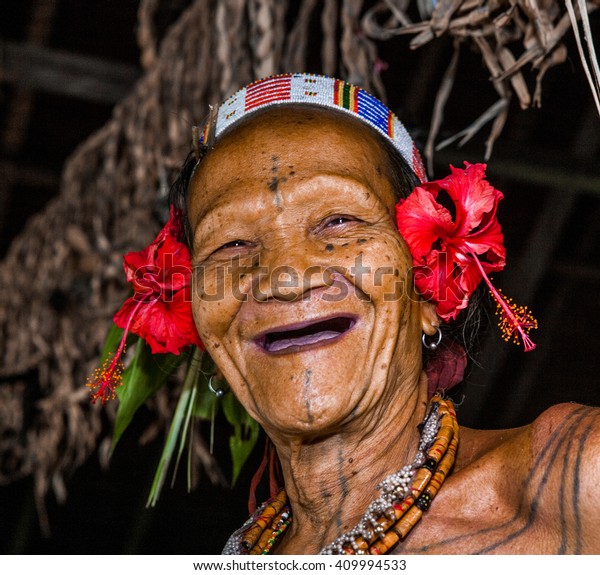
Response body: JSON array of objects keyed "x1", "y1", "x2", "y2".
[
  {"x1": 493, "y1": 290, "x2": 538, "y2": 351},
  {"x1": 87, "y1": 351, "x2": 124, "y2": 404},
  {"x1": 88, "y1": 298, "x2": 147, "y2": 404},
  {"x1": 472, "y1": 256, "x2": 538, "y2": 351}
]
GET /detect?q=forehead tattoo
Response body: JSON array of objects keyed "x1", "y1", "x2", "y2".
[{"x1": 268, "y1": 154, "x2": 285, "y2": 210}]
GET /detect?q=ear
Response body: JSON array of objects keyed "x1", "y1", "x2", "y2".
[{"x1": 419, "y1": 301, "x2": 440, "y2": 336}]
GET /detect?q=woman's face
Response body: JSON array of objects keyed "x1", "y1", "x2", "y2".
[{"x1": 188, "y1": 108, "x2": 430, "y2": 439}]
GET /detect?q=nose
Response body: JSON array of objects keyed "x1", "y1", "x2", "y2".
[{"x1": 250, "y1": 244, "x2": 332, "y2": 303}]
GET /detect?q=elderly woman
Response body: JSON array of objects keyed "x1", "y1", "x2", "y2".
[{"x1": 92, "y1": 74, "x2": 600, "y2": 554}]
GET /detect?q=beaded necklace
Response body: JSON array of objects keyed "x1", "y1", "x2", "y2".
[{"x1": 222, "y1": 396, "x2": 458, "y2": 555}]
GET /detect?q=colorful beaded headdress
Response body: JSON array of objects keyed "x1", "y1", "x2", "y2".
[
  {"x1": 197, "y1": 73, "x2": 427, "y2": 183},
  {"x1": 89, "y1": 73, "x2": 538, "y2": 506}
]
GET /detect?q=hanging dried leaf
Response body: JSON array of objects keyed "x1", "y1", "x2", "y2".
[{"x1": 363, "y1": 0, "x2": 600, "y2": 158}]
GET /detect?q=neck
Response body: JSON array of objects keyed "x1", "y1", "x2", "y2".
[{"x1": 269, "y1": 373, "x2": 429, "y2": 554}]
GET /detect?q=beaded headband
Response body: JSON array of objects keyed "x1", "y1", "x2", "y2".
[{"x1": 196, "y1": 73, "x2": 428, "y2": 184}]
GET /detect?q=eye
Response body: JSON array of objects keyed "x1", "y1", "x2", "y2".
[
  {"x1": 324, "y1": 215, "x2": 357, "y2": 227},
  {"x1": 210, "y1": 239, "x2": 253, "y2": 256},
  {"x1": 221, "y1": 239, "x2": 247, "y2": 249}
]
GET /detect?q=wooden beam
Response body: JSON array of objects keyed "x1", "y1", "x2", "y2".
[
  {"x1": 2, "y1": 0, "x2": 58, "y2": 155},
  {"x1": 0, "y1": 40, "x2": 141, "y2": 104}
]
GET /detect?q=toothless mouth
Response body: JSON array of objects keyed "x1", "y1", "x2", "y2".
[{"x1": 255, "y1": 315, "x2": 357, "y2": 354}]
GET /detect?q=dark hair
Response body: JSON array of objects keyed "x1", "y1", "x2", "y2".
[
  {"x1": 169, "y1": 119, "x2": 488, "y2": 378},
  {"x1": 169, "y1": 150, "x2": 199, "y2": 248}
]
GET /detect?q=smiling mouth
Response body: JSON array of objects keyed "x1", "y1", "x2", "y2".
[{"x1": 256, "y1": 316, "x2": 357, "y2": 354}]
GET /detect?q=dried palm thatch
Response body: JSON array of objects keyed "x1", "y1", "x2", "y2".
[
  {"x1": 0, "y1": 0, "x2": 598, "y2": 533},
  {"x1": 363, "y1": 0, "x2": 600, "y2": 172}
]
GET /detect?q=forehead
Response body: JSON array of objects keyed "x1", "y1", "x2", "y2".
[{"x1": 188, "y1": 106, "x2": 396, "y2": 224}]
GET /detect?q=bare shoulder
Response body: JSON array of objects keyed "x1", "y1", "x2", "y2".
[
  {"x1": 530, "y1": 402, "x2": 600, "y2": 458},
  {"x1": 527, "y1": 402, "x2": 600, "y2": 553},
  {"x1": 445, "y1": 403, "x2": 600, "y2": 554},
  {"x1": 458, "y1": 402, "x2": 600, "y2": 467}
]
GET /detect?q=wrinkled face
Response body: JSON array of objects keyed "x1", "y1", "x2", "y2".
[{"x1": 188, "y1": 107, "x2": 427, "y2": 440}]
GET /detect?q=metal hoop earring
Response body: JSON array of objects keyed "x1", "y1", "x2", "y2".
[
  {"x1": 422, "y1": 327, "x2": 442, "y2": 350},
  {"x1": 208, "y1": 375, "x2": 228, "y2": 398}
]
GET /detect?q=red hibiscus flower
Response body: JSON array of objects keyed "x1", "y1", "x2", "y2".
[
  {"x1": 396, "y1": 163, "x2": 537, "y2": 351},
  {"x1": 114, "y1": 210, "x2": 202, "y2": 355},
  {"x1": 88, "y1": 207, "x2": 202, "y2": 404}
]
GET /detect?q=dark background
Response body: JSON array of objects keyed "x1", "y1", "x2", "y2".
[{"x1": 1, "y1": 0, "x2": 599, "y2": 555}]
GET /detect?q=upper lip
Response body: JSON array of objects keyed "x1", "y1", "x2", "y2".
[{"x1": 254, "y1": 314, "x2": 358, "y2": 353}]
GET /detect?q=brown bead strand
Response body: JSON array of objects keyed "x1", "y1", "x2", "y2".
[
  {"x1": 363, "y1": 398, "x2": 458, "y2": 554},
  {"x1": 251, "y1": 507, "x2": 291, "y2": 555},
  {"x1": 369, "y1": 401, "x2": 459, "y2": 554},
  {"x1": 242, "y1": 489, "x2": 288, "y2": 552}
]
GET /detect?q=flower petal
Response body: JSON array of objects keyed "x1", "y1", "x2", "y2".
[
  {"x1": 396, "y1": 185, "x2": 454, "y2": 261},
  {"x1": 126, "y1": 288, "x2": 202, "y2": 355},
  {"x1": 413, "y1": 253, "x2": 468, "y2": 320},
  {"x1": 154, "y1": 234, "x2": 193, "y2": 292},
  {"x1": 443, "y1": 163, "x2": 503, "y2": 235}
]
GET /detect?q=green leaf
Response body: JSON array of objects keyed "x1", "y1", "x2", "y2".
[
  {"x1": 222, "y1": 391, "x2": 248, "y2": 427},
  {"x1": 229, "y1": 415, "x2": 260, "y2": 486},
  {"x1": 146, "y1": 346, "x2": 204, "y2": 507},
  {"x1": 171, "y1": 371, "x2": 199, "y2": 489},
  {"x1": 192, "y1": 382, "x2": 219, "y2": 421},
  {"x1": 191, "y1": 354, "x2": 218, "y2": 420},
  {"x1": 223, "y1": 392, "x2": 260, "y2": 485},
  {"x1": 144, "y1": 348, "x2": 260, "y2": 500},
  {"x1": 99, "y1": 323, "x2": 124, "y2": 364},
  {"x1": 112, "y1": 341, "x2": 186, "y2": 451}
]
